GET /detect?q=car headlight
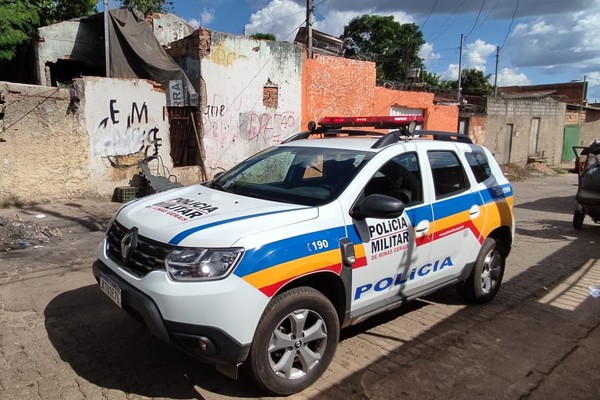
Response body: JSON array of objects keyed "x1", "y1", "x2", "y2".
[{"x1": 165, "y1": 248, "x2": 244, "y2": 281}]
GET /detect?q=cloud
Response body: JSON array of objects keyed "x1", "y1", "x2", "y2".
[
  {"x1": 314, "y1": 9, "x2": 412, "y2": 37},
  {"x1": 200, "y1": 9, "x2": 216, "y2": 25},
  {"x1": 244, "y1": 0, "x2": 305, "y2": 39},
  {"x1": 186, "y1": 9, "x2": 215, "y2": 28},
  {"x1": 442, "y1": 64, "x2": 459, "y2": 81},
  {"x1": 496, "y1": 68, "x2": 530, "y2": 86},
  {"x1": 463, "y1": 39, "x2": 496, "y2": 72},
  {"x1": 506, "y1": 10, "x2": 600, "y2": 72},
  {"x1": 419, "y1": 42, "x2": 440, "y2": 65},
  {"x1": 313, "y1": 0, "x2": 594, "y2": 19},
  {"x1": 244, "y1": 0, "x2": 413, "y2": 40},
  {"x1": 187, "y1": 18, "x2": 201, "y2": 28}
]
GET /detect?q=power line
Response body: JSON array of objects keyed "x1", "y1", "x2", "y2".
[
  {"x1": 465, "y1": 0, "x2": 487, "y2": 38},
  {"x1": 426, "y1": 0, "x2": 468, "y2": 42},
  {"x1": 500, "y1": 0, "x2": 520, "y2": 50},
  {"x1": 420, "y1": 0, "x2": 439, "y2": 31}
]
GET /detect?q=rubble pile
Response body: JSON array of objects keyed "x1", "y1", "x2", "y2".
[
  {"x1": 501, "y1": 162, "x2": 559, "y2": 182},
  {"x1": 0, "y1": 215, "x2": 62, "y2": 252}
]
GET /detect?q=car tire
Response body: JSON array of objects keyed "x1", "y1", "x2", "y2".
[
  {"x1": 457, "y1": 237, "x2": 505, "y2": 304},
  {"x1": 573, "y1": 204, "x2": 585, "y2": 229},
  {"x1": 246, "y1": 287, "x2": 339, "y2": 396}
]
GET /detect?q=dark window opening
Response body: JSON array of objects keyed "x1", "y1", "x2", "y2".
[
  {"x1": 169, "y1": 107, "x2": 200, "y2": 167},
  {"x1": 47, "y1": 60, "x2": 104, "y2": 87}
]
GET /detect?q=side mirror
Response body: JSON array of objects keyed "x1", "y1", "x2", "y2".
[{"x1": 351, "y1": 194, "x2": 405, "y2": 220}]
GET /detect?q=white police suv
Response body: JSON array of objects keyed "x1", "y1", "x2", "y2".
[{"x1": 93, "y1": 116, "x2": 515, "y2": 395}]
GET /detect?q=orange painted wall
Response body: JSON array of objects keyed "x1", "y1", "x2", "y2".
[
  {"x1": 302, "y1": 54, "x2": 458, "y2": 132},
  {"x1": 302, "y1": 54, "x2": 376, "y2": 130},
  {"x1": 374, "y1": 87, "x2": 458, "y2": 131}
]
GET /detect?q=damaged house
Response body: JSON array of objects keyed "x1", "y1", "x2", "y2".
[{"x1": 0, "y1": 8, "x2": 457, "y2": 204}]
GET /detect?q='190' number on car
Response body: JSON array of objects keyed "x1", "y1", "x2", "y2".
[{"x1": 308, "y1": 240, "x2": 329, "y2": 251}]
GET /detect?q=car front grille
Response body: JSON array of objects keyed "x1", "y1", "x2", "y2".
[{"x1": 106, "y1": 221, "x2": 173, "y2": 276}]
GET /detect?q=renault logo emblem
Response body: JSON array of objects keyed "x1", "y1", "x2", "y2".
[{"x1": 121, "y1": 227, "x2": 139, "y2": 263}]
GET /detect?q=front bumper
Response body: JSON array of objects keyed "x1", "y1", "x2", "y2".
[{"x1": 92, "y1": 259, "x2": 252, "y2": 364}]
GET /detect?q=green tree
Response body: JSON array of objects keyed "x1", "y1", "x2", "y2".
[
  {"x1": 0, "y1": 0, "x2": 39, "y2": 61},
  {"x1": 423, "y1": 71, "x2": 453, "y2": 91},
  {"x1": 251, "y1": 32, "x2": 276, "y2": 41},
  {"x1": 0, "y1": 0, "x2": 97, "y2": 62},
  {"x1": 46, "y1": 0, "x2": 96, "y2": 24},
  {"x1": 121, "y1": 0, "x2": 173, "y2": 14},
  {"x1": 456, "y1": 68, "x2": 494, "y2": 95},
  {"x1": 341, "y1": 15, "x2": 424, "y2": 84}
]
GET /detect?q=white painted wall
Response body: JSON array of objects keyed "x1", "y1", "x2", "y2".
[
  {"x1": 200, "y1": 33, "x2": 303, "y2": 175},
  {"x1": 81, "y1": 77, "x2": 173, "y2": 195}
]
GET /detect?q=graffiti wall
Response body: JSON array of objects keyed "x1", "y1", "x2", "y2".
[
  {"x1": 200, "y1": 33, "x2": 303, "y2": 175},
  {"x1": 82, "y1": 77, "x2": 173, "y2": 194}
]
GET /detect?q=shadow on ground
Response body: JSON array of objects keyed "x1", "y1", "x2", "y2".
[{"x1": 44, "y1": 285, "x2": 262, "y2": 399}]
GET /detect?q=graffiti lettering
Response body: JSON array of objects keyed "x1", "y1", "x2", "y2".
[
  {"x1": 204, "y1": 104, "x2": 225, "y2": 118},
  {"x1": 93, "y1": 100, "x2": 162, "y2": 157},
  {"x1": 246, "y1": 112, "x2": 296, "y2": 142},
  {"x1": 130, "y1": 102, "x2": 148, "y2": 125},
  {"x1": 110, "y1": 99, "x2": 119, "y2": 123}
]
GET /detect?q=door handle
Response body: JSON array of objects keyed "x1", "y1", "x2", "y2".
[
  {"x1": 469, "y1": 205, "x2": 480, "y2": 218},
  {"x1": 414, "y1": 220, "x2": 430, "y2": 238}
]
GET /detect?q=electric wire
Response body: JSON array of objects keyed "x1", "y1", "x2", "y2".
[
  {"x1": 420, "y1": 0, "x2": 439, "y2": 31},
  {"x1": 465, "y1": 0, "x2": 487, "y2": 38},
  {"x1": 500, "y1": 0, "x2": 520, "y2": 50},
  {"x1": 426, "y1": 0, "x2": 468, "y2": 43}
]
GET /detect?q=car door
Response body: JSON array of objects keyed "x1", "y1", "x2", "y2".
[
  {"x1": 422, "y1": 148, "x2": 487, "y2": 288},
  {"x1": 347, "y1": 151, "x2": 434, "y2": 312}
]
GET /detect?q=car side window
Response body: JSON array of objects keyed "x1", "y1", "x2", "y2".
[
  {"x1": 465, "y1": 151, "x2": 492, "y2": 183},
  {"x1": 428, "y1": 150, "x2": 469, "y2": 199},
  {"x1": 364, "y1": 152, "x2": 423, "y2": 205}
]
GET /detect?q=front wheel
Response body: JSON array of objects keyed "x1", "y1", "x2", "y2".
[
  {"x1": 246, "y1": 287, "x2": 339, "y2": 396},
  {"x1": 457, "y1": 237, "x2": 506, "y2": 304}
]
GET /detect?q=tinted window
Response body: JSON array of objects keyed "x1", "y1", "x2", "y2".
[
  {"x1": 428, "y1": 151, "x2": 469, "y2": 199},
  {"x1": 364, "y1": 152, "x2": 423, "y2": 205},
  {"x1": 465, "y1": 152, "x2": 492, "y2": 183}
]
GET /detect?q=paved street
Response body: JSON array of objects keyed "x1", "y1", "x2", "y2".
[{"x1": 1, "y1": 172, "x2": 599, "y2": 399}]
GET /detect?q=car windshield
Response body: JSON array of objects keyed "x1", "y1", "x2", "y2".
[{"x1": 205, "y1": 145, "x2": 374, "y2": 206}]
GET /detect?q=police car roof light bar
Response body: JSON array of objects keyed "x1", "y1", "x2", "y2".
[{"x1": 319, "y1": 115, "x2": 424, "y2": 129}]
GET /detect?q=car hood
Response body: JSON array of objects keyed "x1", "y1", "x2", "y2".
[{"x1": 115, "y1": 184, "x2": 318, "y2": 247}]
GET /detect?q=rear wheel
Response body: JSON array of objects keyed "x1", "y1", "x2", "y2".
[
  {"x1": 247, "y1": 287, "x2": 339, "y2": 396},
  {"x1": 458, "y1": 237, "x2": 505, "y2": 303},
  {"x1": 573, "y1": 204, "x2": 585, "y2": 229}
]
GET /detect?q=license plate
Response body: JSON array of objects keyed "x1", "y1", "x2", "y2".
[{"x1": 99, "y1": 273, "x2": 122, "y2": 308}]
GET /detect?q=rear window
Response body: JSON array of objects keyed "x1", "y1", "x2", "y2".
[
  {"x1": 428, "y1": 151, "x2": 469, "y2": 199},
  {"x1": 465, "y1": 152, "x2": 492, "y2": 183}
]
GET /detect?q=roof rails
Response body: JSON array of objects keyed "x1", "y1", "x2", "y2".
[{"x1": 281, "y1": 116, "x2": 473, "y2": 147}]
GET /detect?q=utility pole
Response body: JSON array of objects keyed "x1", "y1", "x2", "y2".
[
  {"x1": 457, "y1": 33, "x2": 464, "y2": 103},
  {"x1": 104, "y1": 0, "x2": 110, "y2": 77},
  {"x1": 580, "y1": 75, "x2": 587, "y2": 125},
  {"x1": 306, "y1": 0, "x2": 313, "y2": 59},
  {"x1": 494, "y1": 46, "x2": 499, "y2": 97}
]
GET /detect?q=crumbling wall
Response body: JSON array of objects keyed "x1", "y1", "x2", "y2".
[
  {"x1": 199, "y1": 32, "x2": 303, "y2": 176},
  {"x1": 80, "y1": 77, "x2": 173, "y2": 196},
  {"x1": 0, "y1": 82, "x2": 90, "y2": 205},
  {"x1": 0, "y1": 78, "x2": 177, "y2": 205}
]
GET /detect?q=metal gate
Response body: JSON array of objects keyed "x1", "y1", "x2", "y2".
[{"x1": 562, "y1": 125, "x2": 580, "y2": 162}]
